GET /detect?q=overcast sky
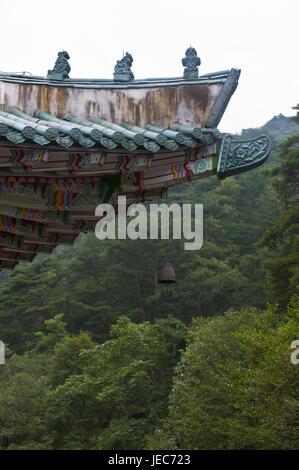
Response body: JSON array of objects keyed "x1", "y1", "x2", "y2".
[{"x1": 0, "y1": 0, "x2": 298, "y2": 133}]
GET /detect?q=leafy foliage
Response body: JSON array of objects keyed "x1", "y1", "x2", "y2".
[
  {"x1": 260, "y1": 120, "x2": 299, "y2": 306},
  {"x1": 147, "y1": 298, "x2": 299, "y2": 450}
]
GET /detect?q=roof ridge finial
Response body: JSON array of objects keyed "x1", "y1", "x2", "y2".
[
  {"x1": 48, "y1": 51, "x2": 71, "y2": 81},
  {"x1": 113, "y1": 52, "x2": 134, "y2": 82},
  {"x1": 182, "y1": 46, "x2": 201, "y2": 80}
]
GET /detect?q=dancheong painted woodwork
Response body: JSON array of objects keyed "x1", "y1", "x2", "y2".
[{"x1": 0, "y1": 48, "x2": 271, "y2": 270}]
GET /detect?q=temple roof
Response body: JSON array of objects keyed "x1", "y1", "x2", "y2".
[{"x1": 0, "y1": 49, "x2": 271, "y2": 272}]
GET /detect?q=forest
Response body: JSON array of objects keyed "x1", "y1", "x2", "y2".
[{"x1": 0, "y1": 113, "x2": 298, "y2": 450}]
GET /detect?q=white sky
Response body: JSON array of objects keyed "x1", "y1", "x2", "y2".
[{"x1": 0, "y1": 0, "x2": 298, "y2": 133}]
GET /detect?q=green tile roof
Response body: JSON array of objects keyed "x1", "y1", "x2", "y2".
[{"x1": 0, "y1": 108, "x2": 222, "y2": 152}]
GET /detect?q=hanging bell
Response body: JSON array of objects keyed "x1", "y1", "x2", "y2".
[{"x1": 158, "y1": 262, "x2": 177, "y2": 284}]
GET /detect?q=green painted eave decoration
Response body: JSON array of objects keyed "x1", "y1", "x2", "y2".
[{"x1": 217, "y1": 135, "x2": 271, "y2": 178}]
